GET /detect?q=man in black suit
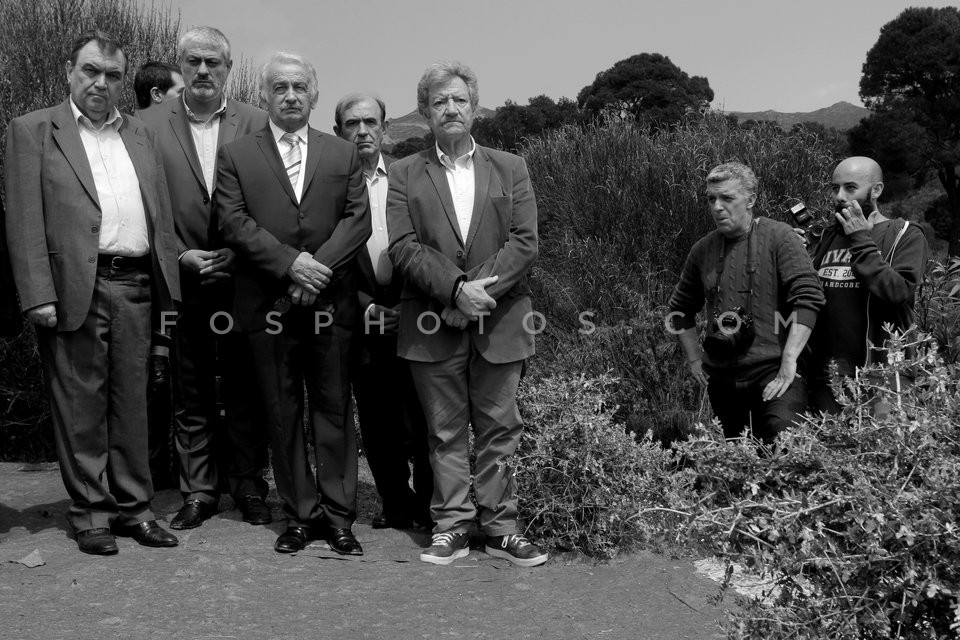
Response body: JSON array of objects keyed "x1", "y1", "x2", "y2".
[
  {"x1": 217, "y1": 53, "x2": 371, "y2": 554},
  {"x1": 334, "y1": 93, "x2": 433, "y2": 531},
  {"x1": 140, "y1": 26, "x2": 271, "y2": 531}
]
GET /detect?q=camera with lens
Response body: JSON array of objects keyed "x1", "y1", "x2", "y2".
[
  {"x1": 789, "y1": 202, "x2": 826, "y2": 240},
  {"x1": 703, "y1": 306, "x2": 755, "y2": 360}
]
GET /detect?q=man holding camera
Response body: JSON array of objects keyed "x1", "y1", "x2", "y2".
[
  {"x1": 668, "y1": 162, "x2": 824, "y2": 443},
  {"x1": 805, "y1": 156, "x2": 928, "y2": 413}
]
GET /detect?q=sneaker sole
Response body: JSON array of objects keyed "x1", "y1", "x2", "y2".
[
  {"x1": 484, "y1": 545, "x2": 548, "y2": 567},
  {"x1": 419, "y1": 547, "x2": 470, "y2": 565}
]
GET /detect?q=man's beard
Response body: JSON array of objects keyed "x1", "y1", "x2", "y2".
[{"x1": 834, "y1": 196, "x2": 876, "y2": 215}]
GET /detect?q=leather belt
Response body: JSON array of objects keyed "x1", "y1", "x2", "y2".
[{"x1": 97, "y1": 254, "x2": 151, "y2": 271}]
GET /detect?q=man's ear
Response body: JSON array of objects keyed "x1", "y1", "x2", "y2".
[
  {"x1": 64, "y1": 60, "x2": 73, "y2": 83},
  {"x1": 150, "y1": 87, "x2": 164, "y2": 104},
  {"x1": 382, "y1": 120, "x2": 389, "y2": 133},
  {"x1": 333, "y1": 125, "x2": 341, "y2": 138},
  {"x1": 871, "y1": 181, "x2": 884, "y2": 202}
]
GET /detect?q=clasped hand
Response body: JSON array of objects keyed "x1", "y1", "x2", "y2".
[{"x1": 287, "y1": 252, "x2": 332, "y2": 295}]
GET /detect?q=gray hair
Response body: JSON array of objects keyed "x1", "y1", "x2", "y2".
[
  {"x1": 334, "y1": 93, "x2": 386, "y2": 129},
  {"x1": 416, "y1": 61, "x2": 479, "y2": 118},
  {"x1": 706, "y1": 162, "x2": 759, "y2": 199},
  {"x1": 178, "y1": 26, "x2": 231, "y2": 61},
  {"x1": 259, "y1": 52, "x2": 319, "y2": 106}
]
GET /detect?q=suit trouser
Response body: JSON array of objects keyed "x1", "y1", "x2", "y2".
[
  {"x1": 353, "y1": 334, "x2": 432, "y2": 523},
  {"x1": 173, "y1": 300, "x2": 269, "y2": 504},
  {"x1": 248, "y1": 314, "x2": 356, "y2": 528},
  {"x1": 37, "y1": 264, "x2": 154, "y2": 532},
  {"x1": 408, "y1": 334, "x2": 524, "y2": 536}
]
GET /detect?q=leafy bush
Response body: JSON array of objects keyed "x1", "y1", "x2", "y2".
[
  {"x1": 516, "y1": 373, "x2": 685, "y2": 558},
  {"x1": 668, "y1": 332, "x2": 960, "y2": 639}
]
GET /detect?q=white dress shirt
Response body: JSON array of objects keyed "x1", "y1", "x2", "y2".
[
  {"x1": 70, "y1": 100, "x2": 149, "y2": 257},
  {"x1": 183, "y1": 96, "x2": 226, "y2": 195},
  {"x1": 364, "y1": 155, "x2": 392, "y2": 286},
  {"x1": 436, "y1": 138, "x2": 477, "y2": 242},
  {"x1": 270, "y1": 121, "x2": 309, "y2": 202}
]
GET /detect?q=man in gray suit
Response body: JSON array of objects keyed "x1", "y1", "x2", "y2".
[
  {"x1": 140, "y1": 26, "x2": 271, "y2": 530},
  {"x1": 4, "y1": 30, "x2": 181, "y2": 554}
]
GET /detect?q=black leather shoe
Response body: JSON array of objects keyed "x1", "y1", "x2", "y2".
[
  {"x1": 76, "y1": 528, "x2": 118, "y2": 555},
  {"x1": 372, "y1": 512, "x2": 432, "y2": 532},
  {"x1": 238, "y1": 495, "x2": 272, "y2": 525},
  {"x1": 327, "y1": 527, "x2": 363, "y2": 556},
  {"x1": 275, "y1": 526, "x2": 310, "y2": 553},
  {"x1": 117, "y1": 520, "x2": 178, "y2": 547},
  {"x1": 170, "y1": 499, "x2": 217, "y2": 530},
  {"x1": 371, "y1": 513, "x2": 410, "y2": 529}
]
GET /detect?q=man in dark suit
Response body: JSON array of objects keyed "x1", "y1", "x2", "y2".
[
  {"x1": 217, "y1": 52, "x2": 371, "y2": 554},
  {"x1": 140, "y1": 26, "x2": 271, "y2": 531},
  {"x1": 4, "y1": 30, "x2": 181, "y2": 555},
  {"x1": 387, "y1": 62, "x2": 547, "y2": 567},
  {"x1": 334, "y1": 93, "x2": 432, "y2": 531}
]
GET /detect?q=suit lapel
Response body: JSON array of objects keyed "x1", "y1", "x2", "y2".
[
  {"x1": 217, "y1": 99, "x2": 242, "y2": 147},
  {"x1": 119, "y1": 119, "x2": 157, "y2": 227},
  {"x1": 301, "y1": 129, "x2": 322, "y2": 197},
  {"x1": 255, "y1": 128, "x2": 299, "y2": 205},
  {"x1": 424, "y1": 148, "x2": 464, "y2": 247},
  {"x1": 168, "y1": 103, "x2": 206, "y2": 192},
  {"x1": 464, "y1": 146, "x2": 491, "y2": 253},
  {"x1": 50, "y1": 101, "x2": 100, "y2": 209}
]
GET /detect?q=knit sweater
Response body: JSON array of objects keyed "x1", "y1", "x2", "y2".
[{"x1": 668, "y1": 216, "x2": 825, "y2": 372}]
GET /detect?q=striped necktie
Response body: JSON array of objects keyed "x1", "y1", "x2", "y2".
[{"x1": 281, "y1": 132, "x2": 301, "y2": 192}]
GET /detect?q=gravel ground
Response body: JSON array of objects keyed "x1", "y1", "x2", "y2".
[{"x1": 0, "y1": 462, "x2": 726, "y2": 640}]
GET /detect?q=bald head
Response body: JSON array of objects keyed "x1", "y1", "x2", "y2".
[
  {"x1": 831, "y1": 156, "x2": 884, "y2": 216},
  {"x1": 834, "y1": 156, "x2": 883, "y2": 184}
]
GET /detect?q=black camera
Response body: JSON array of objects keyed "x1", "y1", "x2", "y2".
[
  {"x1": 789, "y1": 202, "x2": 826, "y2": 239},
  {"x1": 703, "y1": 306, "x2": 755, "y2": 360}
]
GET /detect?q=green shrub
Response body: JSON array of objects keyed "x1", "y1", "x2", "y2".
[
  {"x1": 516, "y1": 373, "x2": 685, "y2": 558},
  {"x1": 668, "y1": 332, "x2": 960, "y2": 639}
]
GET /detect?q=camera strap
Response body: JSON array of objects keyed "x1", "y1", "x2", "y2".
[{"x1": 714, "y1": 218, "x2": 759, "y2": 316}]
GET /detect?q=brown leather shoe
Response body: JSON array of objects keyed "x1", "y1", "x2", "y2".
[
  {"x1": 116, "y1": 520, "x2": 178, "y2": 547},
  {"x1": 76, "y1": 528, "x2": 118, "y2": 555},
  {"x1": 170, "y1": 499, "x2": 217, "y2": 530}
]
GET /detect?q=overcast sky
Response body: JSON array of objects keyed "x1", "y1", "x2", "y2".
[{"x1": 148, "y1": 0, "x2": 956, "y2": 131}]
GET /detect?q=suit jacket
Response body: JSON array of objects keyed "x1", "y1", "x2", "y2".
[
  {"x1": 386, "y1": 144, "x2": 538, "y2": 364},
  {"x1": 140, "y1": 99, "x2": 267, "y2": 303},
  {"x1": 4, "y1": 100, "x2": 180, "y2": 332},
  {"x1": 216, "y1": 125, "x2": 371, "y2": 332}
]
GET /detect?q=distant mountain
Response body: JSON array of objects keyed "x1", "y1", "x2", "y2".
[
  {"x1": 384, "y1": 107, "x2": 497, "y2": 146},
  {"x1": 728, "y1": 101, "x2": 870, "y2": 131}
]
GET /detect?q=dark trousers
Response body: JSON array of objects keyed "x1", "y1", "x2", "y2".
[
  {"x1": 353, "y1": 334, "x2": 432, "y2": 524},
  {"x1": 248, "y1": 313, "x2": 356, "y2": 528},
  {"x1": 707, "y1": 362, "x2": 807, "y2": 444},
  {"x1": 173, "y1": 299, "x2": 269, "y2": 504},
  {"x1": 409, "y1": 334, "x2": 524, "y2": 536},
  {"x1": 37, "y1": 264, "x2": 153, "y2": 532}
]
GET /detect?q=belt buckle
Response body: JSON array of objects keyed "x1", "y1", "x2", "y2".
[{"x1": 110, "y1": 255, "x2": 124, "y2": 270}]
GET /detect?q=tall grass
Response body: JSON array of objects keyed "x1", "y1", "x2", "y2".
[{"x1": 521, "y1": 113, "x2": 842, "y2": 441}]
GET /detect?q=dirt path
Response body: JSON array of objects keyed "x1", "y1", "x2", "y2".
[{"x1": 0, "y1": 462, "x2": 726, "y2": 640}]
